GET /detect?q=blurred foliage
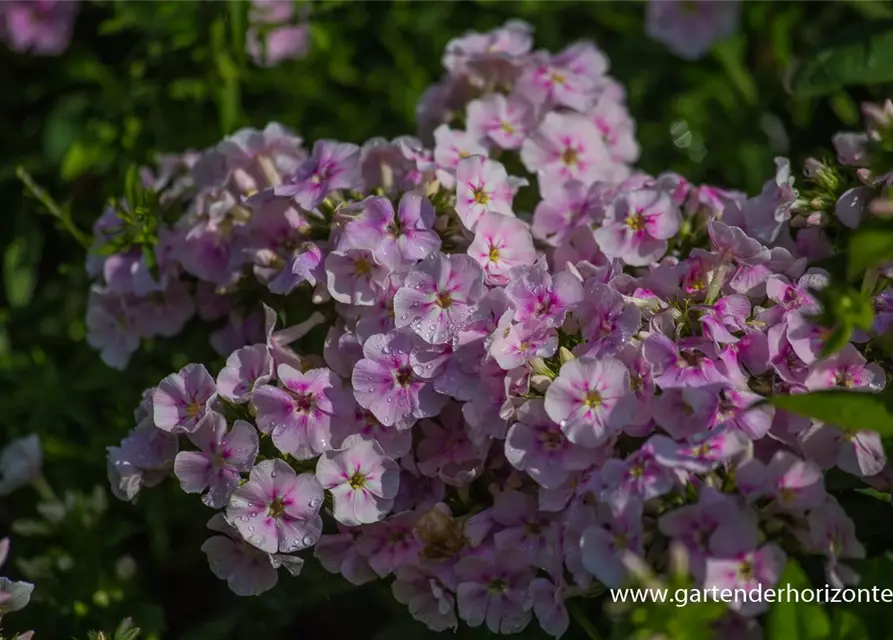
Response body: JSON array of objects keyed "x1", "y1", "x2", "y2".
[{"x1": 3, "y1": 0, "x2": 893, "y2": 638}]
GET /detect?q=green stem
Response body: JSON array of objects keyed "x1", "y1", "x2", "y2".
[
  {"x1": 32, "y1": 474, "x2": 58, "y2": 503},
  {"x1": 16, "y1": 166, "x2": 91, "y2": 249},
  {"x1": 862, "y1": 266, "x2": 880, "y2": 297},
  {"x1": 567, "y1": 600, "x2": 603, "y2": 640},
  {"x1": 706, "y1": 262, "x2": 730, "y2": 305}
]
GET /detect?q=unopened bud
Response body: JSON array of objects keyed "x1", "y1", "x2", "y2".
[
  {"x1": 857, "y1": 168, "x2": 875, "y2": 185},
  {"x1": 529, "y1": 357, "x2": 552, "y2": 377},
  {"x1": 803, "y1": 157, "x2": 825, "y2": 178},
  {"x1": 558, "y1": 346, "x2": 575, "y2": 364},
  {"x1": 810, "y1": 196, "x2": 828, "y2": 210},
  {"x1": 862, "y1": 99, "x2": 893, "y2": 132},
  {"x1": 530, "y1": 374, "x2": 551, "y2": 392},
  {"x1": 870, "y1": 196, "x2": 893, "y2": 218},
  {"x1": 806, "y1": 211, "x2": 826, "y2": 227},
  {"x1": 425, "y1": 179, "x2": 441, "y2": 198}
]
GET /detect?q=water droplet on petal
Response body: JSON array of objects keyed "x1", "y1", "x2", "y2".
[{"x1": 302, "y1": 534, "x2": 315, "y2": 546}]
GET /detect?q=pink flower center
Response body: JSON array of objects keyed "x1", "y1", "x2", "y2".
[
  {"x1": 295, "y1": 393, "x2": 314, "y2": 413},
  {"x1": 354, "y1": 257, "x2": 372, "y2": 276},
  {"x1": 539, "y1": 429, "x2": 564, "y2": 451},
  {"x1": 690, "y1": 442, "x2": 712, "y2": 459},
  {"x1": 625, "y1": 212, "x2": 647, "y2": 232},
  {"x1": 500, "y1": 121, "x2": 516, "y2": 135},
  {"x1": 268, "y1": 497, "x2": 286, "y2": 518},
  {"x1": 436, "y1": 292, "x2": 454, "y2": 309},
  {"x1": 396, "y1": 366, "x2": 414, "y2": 387},
  {"x1": 473, "y1": 187, "x2": 490, "y2": 204},
  {"x1": 738, "y1": 558, "x2": 755, "y2": 581},
  {"x1": 488, "y1": 245, "x2": 501, "y2": 262},
  {"x1": 487, "y1": 578, "x2": 508, "y2": 594},
  {"x1": 628, "y1": 462, "x2": 646, "y2": 478},
  {"x1": 524, "y1": 521, "x2": 543, "y2": 536},
  {"x1": 186, "y1": 402, "x2": 202, "y2": 419},
  {"x1": 834, "y1": 370, "x2": 854, "y2": 387},
  {"x1": 583, "y1": 390, "x2": 603, "y2": 408},
  {"x1": 549, "y1": 70, "x2": 567, "y2": 86},
  {"x1": 348, "y1": 471, "x2": 367, "y2": 489},
  {"x1": 561, "y1": 147, "x2": 579, "y2": 166}
]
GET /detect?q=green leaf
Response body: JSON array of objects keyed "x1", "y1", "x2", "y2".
[
  {"x1": 124, "y1": 164, "x2": 142, "y2": 208},
  {"x1": 766, "y1": 560, "x2": 831, "y2": 640},
  {"x1": 228, "y1": 0, "x2": 249, "y2": 66},
  {"x1": 830, "y1": 609, "x2": 869, "y2": 640},
  {"x1": 792, "y1": 23, "x2": 893, "y2": 97},
  {"x1": 848, "y1": 0, "x2": 893, "y2": 20},
  {"x1": 839, "y1": 553, "x2": 893, "y2": 640},
  {"x1": 3, "y1": 231, "x2": 42, "y2": 309},
  {"x1": 819, "y1": 324, "x2": 854, "y2": 357},
  {"x1": 712, "y1": 35, "x2": 757, "y2": 106},
  {"x1": 60, "y1": 141, "x2": 104, "y2": 182},
  {"x1": 766, "y1": 389, "x2": 893, "y2": 435},
  {"x1": 848, "y1": 226, "x2": 893, "y2": 280},
  {"x1": 830, "y1": 91, "x2": 861, "y2": 126},
  {"x1": 42, "y1": 96, "x2": 88, "y2": 164},
  {"x1": 142, "y1": 244, "x2": 159, "y2": 281},
  {"x1": 218, "y1": 75, "x2": 241, "y2": 135}
]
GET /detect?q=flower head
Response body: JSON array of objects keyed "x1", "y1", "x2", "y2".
[
  {"x1": 315, "y1": 435, "x2": 400, "y2": 525},
  {"x1": 544, "y1": 356, "x2": 635, "y2": 448},
  {"x1": 455, "y1": 155, "x2": 515, "y2": 231},
  {"x1": 153, "y1": 363, "x2": 217, "y2": 433},
  {"x1": 467, "y1": 212, "x2": 536, "y2": 285},
  {"x1": 226, "y1": 459, "x2": 324, "y2": 554},
  {"x1": 252, "y1": 365, "x2": 347, "y2": 459},
  {"x1": 395, "y1": 252, "x2": 485, "y2": 345},
  {"x1": 276, "y1": 140, "x2": 362, "y2": 209},
  {"x1": 174, "y1": 411, "x2": 259, "y2": 508}
]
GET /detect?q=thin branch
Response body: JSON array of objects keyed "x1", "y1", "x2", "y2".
[
  {"x1": 567, "y1": 599, "x2": 604, "y2": 640},
  {"x1": 16, "y1": 166, "x2": 91, "y2": 249}
]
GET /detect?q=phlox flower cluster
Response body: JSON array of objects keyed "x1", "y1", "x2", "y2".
[
  {"x1": 246, "y1": 0, "x2": 310, "y2": 68},
  {"x1": 100, "y1": 21, "x2": 893, "y2": 639},
  {"x1": 645, "y1": 0, "x2": 740, "y2": 61},
  {"x1": 0, "y1": 0, "x2": 77, "y2": 56}
]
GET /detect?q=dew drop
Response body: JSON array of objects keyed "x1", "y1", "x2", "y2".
[
  {"x1": 240, "y1": 515, "x2": 249, "y2": 522},
  {"x1": 302, "y1": 534, "x2": 315, "y2": 546},
  {"x1": 309, "y1": 497, "x2": 321, "y2": 508}
]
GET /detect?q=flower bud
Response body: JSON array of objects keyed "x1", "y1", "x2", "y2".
[
  {"x1": 862, "y1": 99, "x2": 893, "y2": 134},
  {"x1": 558, "y1": 346, "x2": 575, "y2": 364},
  {"x1": 870, "y1": 196, "x2": 893, "y2": 218},
  {"x1": 530, "y1": 374, "x2": 551, "y2": 392},
  {"x1": 857, "y1": 168, "x2": 875, "y2": 185},
  {"x1": 529, "y1": 357, "x2": 552, "y2": 377}
]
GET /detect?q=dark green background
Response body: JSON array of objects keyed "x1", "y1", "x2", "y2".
[{"x1": 2, "y1": 1, "x2": 892, "y2": 638}]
